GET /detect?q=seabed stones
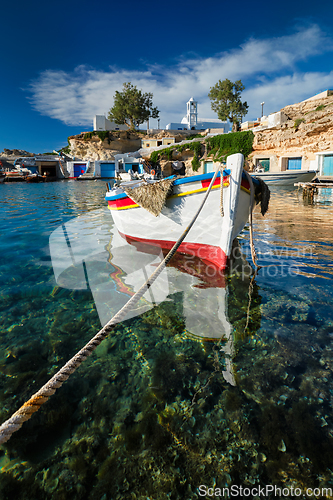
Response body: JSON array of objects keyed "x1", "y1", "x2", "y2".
[
  {"x1": 0, "y1": 284, "x2": 332, "y2": 499},
  {"x1": 1, "y1": 183, "x2": 333, "y2": 498}
]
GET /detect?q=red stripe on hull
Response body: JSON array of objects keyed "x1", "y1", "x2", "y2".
[
  {"x1": 108, "y1": 196, "x2": 135, "y2": 209},
  {"x1": 201, "y1": 175, "x2": 229, "y2": 189},
  {"x1": 201, "y1": 175, "x2": 250, "y2": 191},
  {"x1": 118, "y1": 232, "x2": 228, "y2": 271},
  {"x1": 241, "y1": 178, "x2": 250, "y2": 191}
]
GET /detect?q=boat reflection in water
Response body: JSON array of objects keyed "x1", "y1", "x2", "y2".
[{"x1": 49, "y1": 210, "x2": 260, "y2": 388}]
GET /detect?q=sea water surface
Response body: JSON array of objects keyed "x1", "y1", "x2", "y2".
[{"x1": 0, "y1": 180, "x2": 333, "y2": 499}]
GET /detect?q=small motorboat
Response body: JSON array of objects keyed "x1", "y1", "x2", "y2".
[
  {"x1": 25, "y1": 173, "x2": 44, "y2": 183},
  {"x1": 3, "y1": 170, "x2": 26, "y2": 182},
  {"x1": 105, "y1": 153, "x2": 269, "y2": 271}
]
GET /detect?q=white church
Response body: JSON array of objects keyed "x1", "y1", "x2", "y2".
[
  {"x1": 165, "y1": 97, "x2": 229, "y2": 132},
  {"x1": 93, "y1": 97, "x2": 229, "y2": 132}
]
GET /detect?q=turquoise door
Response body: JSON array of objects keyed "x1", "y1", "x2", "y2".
[
  {"x1": 100, "y1": 163, "x2": 116, "y2": 177},
  {"x1": 204, "y1": 161, "x2": 214, "y2": 173},
  {"x1": 257, "y1": 159, "x2": 270, "y2": 172},
  {"x1": 323, "y1": 155, "x2": 333, "y2": 176},
  {"x1": 287, "y1": 158, "x2": 302, "y2": 170}
]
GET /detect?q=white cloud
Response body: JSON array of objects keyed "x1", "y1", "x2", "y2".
[
  {"x1": 28, "y1": 25, "x2": 333, "y2": 128},
  {"x1": 243, "y1": 72, "x2": 333, "y2": 119}
]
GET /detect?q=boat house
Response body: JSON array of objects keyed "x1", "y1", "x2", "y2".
[
  {"x1": 34, "y1": 156, "x2": 68, "y2": 179},
  {"x1": 315, "y1": 152, "x2": 333, "y2": 178},
  {"x1": 66, "y1": 161, "x2": 89, "y2": 178},
  {"x1": 95, "y1": 153, "x2": 144, "y2": 178}
]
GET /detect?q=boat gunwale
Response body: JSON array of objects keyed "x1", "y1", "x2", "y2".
[{"x1": 105, "y1": 169, "x2": 259, "y2": 202}]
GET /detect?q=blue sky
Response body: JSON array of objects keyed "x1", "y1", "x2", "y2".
[{"x1": 1, "y1": 0, "x2": 333, "y2": 153}]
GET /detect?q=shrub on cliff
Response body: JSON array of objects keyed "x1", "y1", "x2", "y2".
[
  {"x1": 206, "y1": 130, "x2": 254, "y2": 161},
  {"x1": 294, "y1": 118, "x2": 305, "y2": 129}
]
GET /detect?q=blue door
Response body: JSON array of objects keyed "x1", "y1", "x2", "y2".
[
  {"x1": 74, "y1": 164, "x2": 84, "y2": 177},
  {"x1": 287, "y1": 158, "x2": 302, "y2": 170},
  {"x1": 323, "y1": 155, "x2": 333, "y2": 176}
]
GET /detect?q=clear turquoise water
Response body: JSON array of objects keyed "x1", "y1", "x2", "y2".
[{"x1": 0, "y1": 181, "x2": 333, "y2": 499}]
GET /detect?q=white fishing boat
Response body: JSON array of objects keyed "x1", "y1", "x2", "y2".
[
  {"x1": 251, "y1": 169, "x2": 317, "y2": 186},
  {"x1": 105, "y1": 154, "x2": 269, "y2": 271}
]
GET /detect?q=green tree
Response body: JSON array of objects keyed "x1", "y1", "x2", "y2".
[
  {"x1": 108, "y1": 82, "x2": 159, "y2": 131},
  {"x1": 208, "y1": 79, "x2": 248, "y2": 132}
]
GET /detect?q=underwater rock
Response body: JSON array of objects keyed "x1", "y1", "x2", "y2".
[{"x1": 278, "y1": 439, "x2": 287, "y2": 452}]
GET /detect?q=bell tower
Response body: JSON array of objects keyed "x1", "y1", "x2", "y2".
[{"x1": 186, "y1": 97, "x2": 198, "y2": 129}]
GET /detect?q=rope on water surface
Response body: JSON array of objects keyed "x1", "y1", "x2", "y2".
[{"x1": 0, "y1": 163, "x2": 223, "y2": 446}]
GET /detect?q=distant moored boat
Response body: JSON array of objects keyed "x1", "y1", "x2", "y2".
[{"x1": 251, "y1": 169, "x2": 317, "y2": 186}]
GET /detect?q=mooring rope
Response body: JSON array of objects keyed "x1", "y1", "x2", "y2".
[
  {"x1": 220, "y1": 167, "x2": 224, "y2": 217},
  {"x1": 242, "y1": 171, "x2": 262, "y2": 335},
  {"x1": 0, "y1": 163, "x2": 223, "y2": 445},
  {"x1": 243, "y1": 268, "x2": 260, "y2": 333}
]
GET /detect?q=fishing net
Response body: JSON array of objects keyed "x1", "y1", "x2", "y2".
[{"x1": 124, "y1": 178, "x2": 174, "y2": 217}]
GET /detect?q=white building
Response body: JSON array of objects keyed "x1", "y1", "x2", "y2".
[
  {"x1": 166, "y1": 97, "x2": 229, "y2": 132},
  {"x1": 241, "y1": 111, "x2": 289, "y2": 131},
  {"x1": 93, "y1": 115, "x2": 128, "y2": 131}
]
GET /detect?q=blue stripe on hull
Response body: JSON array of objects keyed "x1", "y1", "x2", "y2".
[{"x1": 106, "y1": 168, "x2": 259, "y2": 202}]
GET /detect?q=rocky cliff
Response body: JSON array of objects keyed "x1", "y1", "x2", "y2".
[
  {"x1": 68, "y1": 131, "x2": 142, "y2": 161},
  {"x1": 68, "y1": 130, "x2": 191, "y2": 161},
  {"x1": 250, "y1": 95, "x2": 333, "y2": 168}
]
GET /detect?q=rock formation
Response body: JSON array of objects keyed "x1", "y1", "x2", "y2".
[
  {"x1": 1, "y1": 149, "x2": 35, "y2": 157},
  {"x1": 68, "y1": 131, "x2": 141, "y2": 161},
  {"x1": 0, "y1": 149, "x2": 35, "y2": 169},
  {"x1": 68, "y1": 130, "x2": 193, "y2": 161},
  {"x1": 250, "y1": 95, "x2": 333, "y2": 170}
]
